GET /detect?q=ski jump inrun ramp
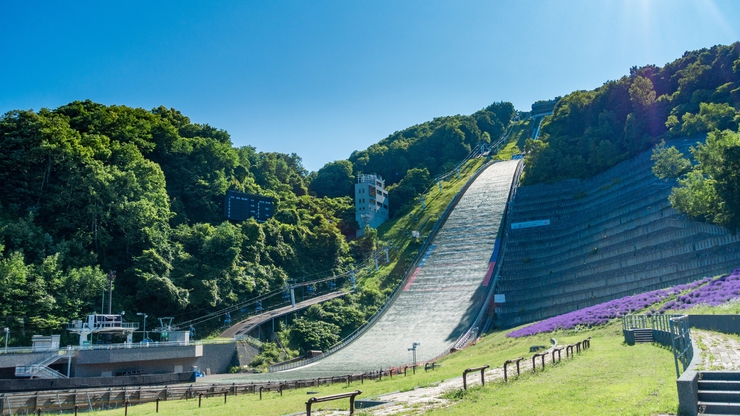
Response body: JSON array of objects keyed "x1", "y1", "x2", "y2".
[{"x1": 248, "y1": 160, "x2": 519, "y2": 380}]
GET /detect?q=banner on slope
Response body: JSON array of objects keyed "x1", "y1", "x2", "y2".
[
  {"x1": 481, "y1": 239, "x2": 501, "y2": 287},
  {"x1": 511, "y1": 219, "x2": 550, "y2": 229}
]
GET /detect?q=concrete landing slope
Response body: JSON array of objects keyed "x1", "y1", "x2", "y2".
[
  {"x1": 246, "y1": 160, "x2": 518, "y2": 380},
  {"x1": 496, "y1": 138, "x2": 740, "y2": 328}
]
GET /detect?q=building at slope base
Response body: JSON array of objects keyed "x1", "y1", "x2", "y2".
[{"x1": 355, "y1": 173, "x2": 389, "y2": 236}]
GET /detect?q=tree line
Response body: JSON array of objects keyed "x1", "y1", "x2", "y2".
[{"x1": 523, "y1": 43, "x2": 740, "y2": 185}]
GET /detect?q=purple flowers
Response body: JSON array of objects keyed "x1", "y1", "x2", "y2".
[
  {"x1": 659, "y1": 269, "x2": 740, "y2": 312},
  {"x1": 506, "y1": 271, "x2": 739, "y2": 338}
]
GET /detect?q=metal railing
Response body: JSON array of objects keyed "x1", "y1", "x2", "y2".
[
  {"x1": 0, "y1": 371, "x2": 389, "y2": 415},
  {"x1": 65, "y1": 322, "x2": 139, "y2": 331},
  {"x1": 269, "y1": 160, "x2": 498, "y2": 372},
  {"x1": 669, "y1": 315, "x2": 693, "y2": 378},
  {"x1": 622, "y1": 314, "x2": 693, "y2": 378},
  {"x1": 14, "y1": 365, "x2": 67, "y2": 379}
]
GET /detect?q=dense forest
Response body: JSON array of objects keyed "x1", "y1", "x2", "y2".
[
  {"x1": 310, "y1": 102, "x2": 515, "y2": 215},
  {"x1": 0, "y1": 99, "x2": 513, "y2": 357},
  {"x1": 0, "y1": 101, "x2": 355, "y2": 341},
  {"x1": 524, "y1": 42, "x2": 740, "y2": 185}
]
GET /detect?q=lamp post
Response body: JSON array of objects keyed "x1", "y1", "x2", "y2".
[
  {"x1": 408, "y1": 342, "x2": 420, "y2": 367},
  {"x1": 107, "y1": 271, "x2": 116, "y2": 315},
  {"x1": 136, "y1": 313, "x2": 148, "y2": 342},
  {"x1": 3, "y1": 328, "x2": 8, "y2": 353}
]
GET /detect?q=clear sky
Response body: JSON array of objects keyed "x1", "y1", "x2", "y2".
[{"x1": 1, "y1": 1, "x2": 739, "y2": 171}]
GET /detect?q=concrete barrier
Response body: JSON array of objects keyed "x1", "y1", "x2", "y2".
[
  {"x1": 0, "y1": 372, "x2": 195, "y2": 392},
  {"x1": 497, "y1": 138, "x2": 740, "y2": 328}
]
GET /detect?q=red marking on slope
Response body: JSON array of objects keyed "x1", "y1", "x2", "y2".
[
  {"x1": 404, "y1": 268, "x2": 422, "y2": 291},
  {"x1": 481, "y1": 262, "x2": 496, "y2": 286}
]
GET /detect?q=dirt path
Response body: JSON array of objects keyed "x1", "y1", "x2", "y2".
[{"x1": 312, "y1": 346, "x2": 560, "y2": 415}]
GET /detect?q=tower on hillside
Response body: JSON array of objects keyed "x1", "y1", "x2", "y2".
[{"x1": 355, "y1": 173, "x2": 389, "y2": 237}]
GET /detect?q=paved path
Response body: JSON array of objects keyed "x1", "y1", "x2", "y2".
[
  {"x1": 694, "y1": 329, "x2": 740, "y2": 370},
  {"x1": 219, "y1": 291, "x2": 347, "y2": 339}
]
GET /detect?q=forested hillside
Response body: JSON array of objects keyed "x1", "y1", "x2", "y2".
[
  {"x1": 0, "y1": 99, "x2": 515, "y2": 351},
  {"x1": 524, "y1": 42, "x2": 740, "y2": 184},
  {"x1": 0, "y1": 101, "x2": 354, "y2": 338},
  {"x1": 310, "y1": 102, "x2": 515, "y2": 215}
]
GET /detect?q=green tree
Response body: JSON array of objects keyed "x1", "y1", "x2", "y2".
[
  {"x1": 310, "y1": 160, "x2": 354, "y2": 198},
  {"x1": 651, "y1": 140, "x2": 692, "y2": 179},
  {"x1": 290, "y1": 318, "x2": 340, "y2": 352}
]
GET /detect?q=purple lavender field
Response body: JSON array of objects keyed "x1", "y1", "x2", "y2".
[{"x1": 506, "y1": 269, "x2": 740, "y2": 338}]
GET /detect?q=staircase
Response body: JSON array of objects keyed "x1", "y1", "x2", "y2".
[
  {"x1": 633, "y1": 329, "x2": 653, "y2": 343},
  {"x1": 698, "y1": 372, "x2": 740, "y2": 415},
  {"x1": 14, "y1": 351, "x2": 71, "y2": 379}
]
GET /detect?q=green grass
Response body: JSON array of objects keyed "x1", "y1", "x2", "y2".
[
  {"x1": 91, "y1": 321, "x2": 679, "y2": 415},
  {"x1": 429, "y1": 326, "x2": 677, "y2": 415},
  {"x1": 675, "y1": 298, "x2": 740, "y2": 315},
  {"x1": 491, "y1": 139, "x2": 521, "y2": 161}
]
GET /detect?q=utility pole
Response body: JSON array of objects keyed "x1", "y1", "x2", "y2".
[
  {"x1": 3, "y1": 328, "x2": 8, "y2": 353},
  {"x1": 107, "y1": 270, "x2": 116, "y2": 314}
]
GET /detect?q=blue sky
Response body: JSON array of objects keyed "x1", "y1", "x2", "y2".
[{"x1": 1, "y1": 1, "x2": 739, "y2": 171}]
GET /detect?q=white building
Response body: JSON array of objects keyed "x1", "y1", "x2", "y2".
[{"x1": 355, "y1": 173, "x2": 389, "y2": 236}]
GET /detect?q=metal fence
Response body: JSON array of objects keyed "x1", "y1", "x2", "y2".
[
  {"x1": 622, "y1": 314, "x2": 693, "y2": 378},
  {"x1": 0, "y1": 371, "x2": 392, "y2": 415},
  {"x1": 669, "y1": 315, "x2": 693, "y2": 378}
]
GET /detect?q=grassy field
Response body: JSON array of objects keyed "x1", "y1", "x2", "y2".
[{"x1": 91, "y1": 320, "x2": 679, "y2": 415}]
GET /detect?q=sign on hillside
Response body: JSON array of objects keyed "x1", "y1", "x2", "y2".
[
  {"x1": 224, "y1": 190, "x2": 275, "y2": 222},
  {"x1": 511, "y1": 219, "x2": 550, "y2": 229}
]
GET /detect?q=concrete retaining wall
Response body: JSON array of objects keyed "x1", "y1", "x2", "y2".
[
  {"x1": 194, "y1": 343, "x2": 238, "y2": 375},
  {"x1": 0, "y1": 372, "x2": 195, "y2": 392},
  {"x1": 689, "y1": 315, "x2": 740, "y2": 335},
  {"x1": 497, "y1": 138, "x2": 740, "y2": 327}
]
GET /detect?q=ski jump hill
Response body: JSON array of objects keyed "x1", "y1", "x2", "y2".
[
  {"x1": 237, "y1": 160, "x2": 519, "y2": 380},
  {"x1": 230, "y1": 138, "x2": 740, "y2": 381}
]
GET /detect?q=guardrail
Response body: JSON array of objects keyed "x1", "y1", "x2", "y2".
[
  {"x1": 462, "y1": 365, "x2": 489, "y2": 390},
  {"x1": 622, "y1": 314, "x2": 693, "y2": 378},
  {"x1": 0, "y1": 339, "x2": 236, "y2": 357},
  {"x1": 306, "y1": 391, "x2": 362, "y2": 416},
  {"x1": 269, "y1": 160, "x2": 498, "y2": 372}
]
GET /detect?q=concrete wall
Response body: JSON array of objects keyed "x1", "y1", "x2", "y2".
[
  {"x1": 194, "y1": 343, "x2": 237, "y2": 375},
  {"x1": 72, "y1": 344, "x2": 204, "y2": 377},
  {"x1": 496, "y1": 138, "x2": 740, "y2": 327},
  {"x1": 0, "y1": 372, "x2": 195, "y2": 392},
  {"x1": 689, "y1": 315, "x2": 740, "y2": 335}
]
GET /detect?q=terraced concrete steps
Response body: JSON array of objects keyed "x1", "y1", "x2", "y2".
[
  {"x1": 692, "y1": 366, "x2": 740, "y2": 414},
  {"x1": 632, "y1": 329, "x2": 653, "y2": 343},
  {"x1": 496, "y1": 137, "x2": 740, "y2": 327}
]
